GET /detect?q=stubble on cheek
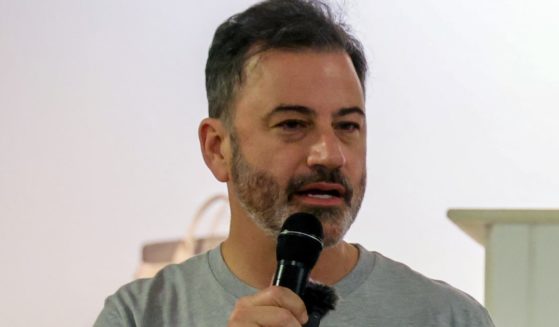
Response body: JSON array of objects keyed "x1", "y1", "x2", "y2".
[{"x1": 230, "y1": 134, "x2": 288, "y2": 235}]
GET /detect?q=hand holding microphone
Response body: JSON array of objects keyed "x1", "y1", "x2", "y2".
[
  {"x1": 273, "y1": 213, "x2": 338, "y2": 327},
  {"x1": 228, "y1": 213, "x2": 337, "y2": 327}
]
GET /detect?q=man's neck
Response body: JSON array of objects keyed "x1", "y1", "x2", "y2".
[
  {"x1": 310, "y1": 241, "x2": 359, "y2": 285},
  {"x1": 221, "y1": 224, "x2": 277, "y2": 289},
  {"x1": 221, "y1": 212, "x2": 359, "y2": 289}
]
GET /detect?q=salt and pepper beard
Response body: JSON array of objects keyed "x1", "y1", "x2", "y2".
[{"x1": 229, "y1": 131, "x2": 366, "y2": 247}]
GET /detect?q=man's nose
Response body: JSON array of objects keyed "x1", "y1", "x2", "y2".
[{"x1": 306, "y1": 132, "x2": 346, "y2": 169}]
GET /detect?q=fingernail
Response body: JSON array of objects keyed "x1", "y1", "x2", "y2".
[{"x1": 300, "y1": 311, "x2": 308, "y2": 324}]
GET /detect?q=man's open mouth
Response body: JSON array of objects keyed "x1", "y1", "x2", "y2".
[
  {"x1": 297, "y1": 189, "x2": 342, "y2": 199},
  {"x1": 294, "y1": 182, "x2": 347, "y2": 202}
]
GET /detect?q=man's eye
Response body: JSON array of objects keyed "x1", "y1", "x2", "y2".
[
  {"x1": 276, "y1": 120, "x2": 308, "y2": 130},
  {"x1": 336, "y1": 121, "x2": 361, "y2": 132}
]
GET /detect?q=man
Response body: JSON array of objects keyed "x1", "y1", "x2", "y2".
[{"x1": 95, "y1": 0, "x2": 494, "y2": 326}]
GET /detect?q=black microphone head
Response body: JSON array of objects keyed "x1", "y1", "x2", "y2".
[{"x1": 276, "y1": 212, "x2": 324, "y2": 269}]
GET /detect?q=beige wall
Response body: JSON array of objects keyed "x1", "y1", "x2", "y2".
[{"x1": 1, "y1": 0, "x2": 558, "y2": 326}]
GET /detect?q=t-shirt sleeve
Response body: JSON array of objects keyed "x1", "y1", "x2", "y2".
[
  {"x1": 93, "y1": 295, "x2": 129, "y2": 327},
  {"x1": 93, "y1": 279, "x2": 150, "y2": 327},
  {"x1": 466, "y1": 305, "x2": 495, "y2": 327}
]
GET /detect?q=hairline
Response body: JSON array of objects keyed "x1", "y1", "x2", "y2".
[{"x1": 221, "y1": 45, "x2": 362, "y2": 132}]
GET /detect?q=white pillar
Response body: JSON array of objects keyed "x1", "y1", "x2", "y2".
[{"x1": 447, "y1": 209, "x2": 559, "y2": 327}]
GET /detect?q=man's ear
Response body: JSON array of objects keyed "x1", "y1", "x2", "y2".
[{"x1": 198, "y1": 118, "x2": 230, "y2": 182}]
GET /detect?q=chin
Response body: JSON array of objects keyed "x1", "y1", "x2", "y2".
[{"x1": 321, "y1": 223, "x2": 348, "y2": 248}]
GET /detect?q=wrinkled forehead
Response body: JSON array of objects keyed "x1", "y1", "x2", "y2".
[{"x1": 228, "y1": 48, "x2": 365, "y2": 134}]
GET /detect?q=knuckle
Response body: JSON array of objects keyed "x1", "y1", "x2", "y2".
[
  {"x1": 227, "y1": 298, "x2": 251, "y2": 324},
  {"x1": 235, "y1": 297, "x2": 251, "y2": 308},
  {"x1": 266, "y1": 285, "x2": 285, "y2": 300},
  {"x1": 276, "y1": 308, "x2": 298, "y2": 326}
]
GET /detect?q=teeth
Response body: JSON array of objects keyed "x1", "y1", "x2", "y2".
[{"x1": 308, "y1": 194, "x2": 333, "y2": 199}]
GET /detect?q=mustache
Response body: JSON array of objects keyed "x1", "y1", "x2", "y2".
[{"x1": 286, "y1": 167, "x2": 353, "y2": 205}]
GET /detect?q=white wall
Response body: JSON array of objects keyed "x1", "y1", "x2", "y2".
[{"x1": 1, "y1": 1, "x2": 557, "y2": 326}]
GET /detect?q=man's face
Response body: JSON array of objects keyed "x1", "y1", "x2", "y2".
[{"x1": 228, "y1": 49, "x2": 366, "y2": 247}]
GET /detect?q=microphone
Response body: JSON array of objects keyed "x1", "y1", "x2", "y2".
[
  {"x1": 273, "y1": 212, "x2": 324, "y2": 296},
  {"x1": 272, "y1": 213, "x2": 338, "y2": 326}
]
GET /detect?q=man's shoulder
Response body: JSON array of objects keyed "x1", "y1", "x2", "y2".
[
  {"x1": 346, "y1": 247, "x2": 495, "y2": 326},
  {"x1": 94, "y1": 251, "x2": 216, "y2": 327},
  {"x1": 117, "y1": 250, "x2": 210, "y2": 297},
  {"x1": 367, "y1": 250, "x2": 480, "y2": 303}
]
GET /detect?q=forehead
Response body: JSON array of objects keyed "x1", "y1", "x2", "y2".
[{"x1": 233, "y1": 49, "x2": 365, "y2": 118}]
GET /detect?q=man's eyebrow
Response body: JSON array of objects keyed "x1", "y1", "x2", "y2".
[
  {"x1": 264, "y1": 105, "x2": 365, "y2": 120},
  {"x1": 265, "y1": 105, "x2": 316, "y2": 119},
  {"x1": 334, "y1": 107, "x2": 365, "y2": 118}
]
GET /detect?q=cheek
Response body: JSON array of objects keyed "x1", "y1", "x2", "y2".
[
  {"x1": 346, "y1": 154, "x2": 367, "y2": 188},
  {"x1": 244, "y1": 139, "x2": 305, "y2": 172},
  {"x1": 265, "y1": 156, "x2": 301, "y2": 184},
  {"x1": 345, "y1": 146, "x2": 366, "y2": 167}
]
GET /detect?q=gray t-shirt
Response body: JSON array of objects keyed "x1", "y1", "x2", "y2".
[{"x1": 94, "y1": 244, "x2": 494, "y2": 326}]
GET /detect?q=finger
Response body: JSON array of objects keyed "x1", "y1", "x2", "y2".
[
  {"x1": 229, "y1": 286, "x2": 308, "y2": 325},
  {"x1": 229, "y1": 304, "x2": 302, "y2": 327},
  {"x1": 247, "y1": 286, "x2": 308, "y2": 323}
]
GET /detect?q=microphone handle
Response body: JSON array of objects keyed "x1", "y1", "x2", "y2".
[{"x1": 272, "y1": 260, "x2": 309, "y2": 296}]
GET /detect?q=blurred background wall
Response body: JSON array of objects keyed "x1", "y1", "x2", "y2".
[{"x1": 1, "y1": 0, "x2": 558, "y2": 326}]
